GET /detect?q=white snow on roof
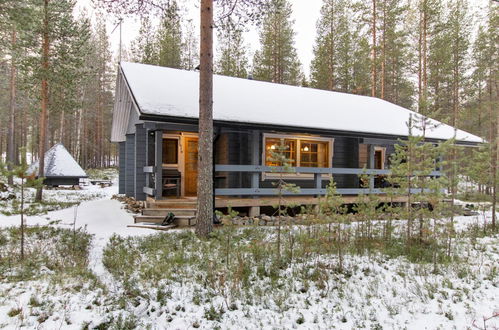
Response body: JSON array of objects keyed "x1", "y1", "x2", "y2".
[
  {"x1": 29, "y1": 143, "x2": 87, "y2": 178},
  {"x1": 119, "y1": 62, "x2": 482, "y2": 143}
]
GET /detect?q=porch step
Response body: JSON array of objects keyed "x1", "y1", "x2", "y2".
[
  {"x1": 133, "y1": 215, "x2": 197, "y2": 227},
  {"x1": 147, "y1": 200, "x2": 197, "y2": 209},
  {"x1": 142, "y1": 208, "x2": 197, "y2": 216}
]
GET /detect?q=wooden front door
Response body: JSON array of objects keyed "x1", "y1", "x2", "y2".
[{"x1": 184, "y1": 137, "x2": 198, "y2": 196}]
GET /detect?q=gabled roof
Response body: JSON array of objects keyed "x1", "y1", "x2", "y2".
[
  {"x1": 112, "y1": 62, "x2": 482, "y2": 144},
  {"x1": 29, "y1": 143, "x2": 87, "y2": 178}
]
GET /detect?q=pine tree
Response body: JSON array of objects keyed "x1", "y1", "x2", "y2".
[
  {"x1": 215, "y1": 26, "x2": 248, "y2": 78},
  {"x1": 310, "y1": 0, "x2": 353, "y2": 92},
  {"x1": 415, "y1": 0, "x2": 442, "y2": 116},
  {"x1": 22, "y1": 0, "x2": 91, "y2": 201},
  {"x1": 182, "y1": 19, "x2": 199, "y2": 70},
  {"x1": 157, "y1": 0, "x2": 183, "y2": 69},
  {"x1": 0, "y1": 1, "x2": 33, "y2": 184},
  {"x1": 447, "y1": 0, "x2": 470, "y2": 129},
  {"x1": 378, "y1": 0, "x2": 413, "y2": 108},
  {"x1": 130, "y1": 16, "x2": 159, "y2": 64},
  {"x1": 253, "y1": 0, "x2": 302, "y2": 86}
]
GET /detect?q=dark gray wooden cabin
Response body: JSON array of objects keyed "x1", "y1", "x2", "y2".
[{"x1": 111, "y1": 62, "x2": 482, "y2": 216}]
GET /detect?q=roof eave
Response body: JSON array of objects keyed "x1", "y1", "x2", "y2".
[{"x1": 138, "y1": 113, "x2": 482, "y2": 146}]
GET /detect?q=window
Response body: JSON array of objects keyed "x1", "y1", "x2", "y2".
[
  {"x1": 359, "y1": 144, "x2": 385, "y2": 169},
  {"x1": 265, "y1": 138, "x2": 297, "y2": 166},
  {"x1": 374, "y1": 150, "x2": 383, "y2": 169},
  {"x1": 163, "y1": 138, "x2": 178, "y2": 165},
  {"x1": 263, "y1": 134, "x2": 333, "y2": 178},
  {"x1": 300, "y1": 140, "x2": 329, "y2": 167}
]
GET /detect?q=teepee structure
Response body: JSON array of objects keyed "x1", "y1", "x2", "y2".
[{"x1": 29, "y1": 143, "x2": 87, "y2": 186}]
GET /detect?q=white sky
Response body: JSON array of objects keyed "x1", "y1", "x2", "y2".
[{"x1": 76, "y1": 0, "x2": 491, "y2": 77}]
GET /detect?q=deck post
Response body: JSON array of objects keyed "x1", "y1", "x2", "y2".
[
  {"x1": 368, "y1": 145, "x2": 375, "y2": 190},
  {"x1": 314, "y1": 172, "x2": 322, "y2": 213},
  {"x1": 249, "y1": 130, "x2": 260, "y2": 217},
  {"x1": 145, "y1": 130, "x2": 150, "y2": 190},
  {"x1": 135, "y1": 124, "x2": 147, "y2": 201},
  {"x1": 314, "y1": 173, "x2": 322, "y2": 190},
  {"x1": 154, "y1": 130, "x2": 163, "y2": 200}
]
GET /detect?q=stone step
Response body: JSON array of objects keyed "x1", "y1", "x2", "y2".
[
  {"x1": 133, "y1": 215, "x2": 196, "y2": 227},
  {"x1": 142, "y1": 208, "x2": 197, "y2": 216}
]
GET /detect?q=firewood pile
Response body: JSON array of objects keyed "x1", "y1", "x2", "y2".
[
  {"x1": 0, "y1": 182, "x2": 15, "y2": 201},
  {"x1": 112, "y1": 195, "x2": 145, "y2": 213}
]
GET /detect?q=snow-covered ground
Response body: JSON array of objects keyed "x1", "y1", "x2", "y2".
[
  {"x1": 0, "y1": 184, "x2": 498, "y2": 329},
  {"x1": 0, "y1": 179, "x2": 117, "y2": 216}
]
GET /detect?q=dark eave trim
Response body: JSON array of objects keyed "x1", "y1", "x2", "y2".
[{"x1": 138, "y1": 113, "x2": 480, "y2": 147}]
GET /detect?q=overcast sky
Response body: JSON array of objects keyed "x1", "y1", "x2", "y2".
[
  {"x1": 77, "y1": 0, "x2": 490, "y2": 77},
  {"x1": 77, "y1": 0, "x2": 327, "y2": 76}
]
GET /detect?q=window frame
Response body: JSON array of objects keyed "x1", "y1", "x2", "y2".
[
  {"x1": 262, "y1": 133, "x2": 334, "y2": 180},
  {"x1": 162, "y1": 135, "x2": 180, "y2": 168},
  {"x1": 374, "y1": 146, "x2": 386, "y2": 169}
]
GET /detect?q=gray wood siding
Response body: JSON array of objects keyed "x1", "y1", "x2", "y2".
[
  {"x1": 119, "y1": 142, "x2": 126, "y2": 194},
  {"x1": 125, "y1": 134, "x2": 135, "y2": 197},
  {"x1": 332, "y1": 137, "x2": 360, "y2": 189},
  {"x1": 134, "y1": 125, "x2": 147, "y2": 201},
  {"x1": 215, "y1": 130, "x2": 362, "y2": 192}
]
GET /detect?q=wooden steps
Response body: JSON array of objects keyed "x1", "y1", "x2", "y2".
[
  {"x1": 147, "y1": 200, "x2": 197, "y2": 209},
  {"x1": 127, "y1": 223, "x2": 177, "y2": 231},
  {"x1": 136, "y1": 199, "x2": 197, "y2": 227}
]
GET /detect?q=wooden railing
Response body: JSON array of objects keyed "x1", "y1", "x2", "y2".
[
  {"x1": 214, "y1": 164, "x2": 442, "y2": 196},
  {"x1": 142, "y1": 164, "x2": 442, "y2": 198}
]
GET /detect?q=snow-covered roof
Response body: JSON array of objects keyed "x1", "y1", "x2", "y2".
[
  {"x1": 29, "y1": 143, "x2": 87, "y2": 178},
  {"x1": 113, "y1": 62, "x2": 482, "y2": 144}
]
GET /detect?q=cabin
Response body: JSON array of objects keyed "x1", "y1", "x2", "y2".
[
  {"x1": 111, "y1": 62, "x2": 482, "y2": 224},
  {"x1": 29, "y1": 143, "x2": 87, "y2": 187}
]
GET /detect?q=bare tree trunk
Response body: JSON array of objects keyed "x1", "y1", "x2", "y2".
[
  {"x1": 7, "y1": 28, "x2": 17, "y2": 185},
  {"x1": 196, "y1": 0, "x2": 214, "y2": 238},
  {"x1": 20, "y1": 177, "x2": 25, "y2": 260},
  {"x1": 35, "y1": 0, "x2": 50, "y2": 202},
  {"x1": 417, "y1": 4, "x2": 422, "y2": 113},
  {"x1": 490, "y1": 72, "x2": 497, "y2": 230},
  {"x1": 59, "y1": 110, "x2": 65, "y2": 143},
  {"x1": 371, "y1": 0, "x2": 377, "y2": 97},
  {"x1": 381, "y1": 0, "x2": 385, "y2": 99},
  {"x1": 422, "y1": 1, "x2": 428, "y2": 116}
]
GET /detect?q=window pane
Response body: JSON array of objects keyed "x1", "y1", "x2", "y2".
[
  {"x1": 163, "y1": 139, "x2": 178, "y2": 164},
  {"x1": 300, "y1": 140, "x2": 328, "y2": 167},
  {"x1": 265, "y1": 138, "x2": 297, "y2": 166},
  {"x1": 375, "y1": 150, "x2": 383, "y2": 169}
]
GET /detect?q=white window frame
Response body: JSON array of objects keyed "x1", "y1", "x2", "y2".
[{"x1": 262, "y1": 133, "x2": 334, "y2": 180}]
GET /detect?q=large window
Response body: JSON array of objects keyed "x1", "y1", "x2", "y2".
[{"x1": 263, "y1": 134, "x2": 333, "y2": 178}]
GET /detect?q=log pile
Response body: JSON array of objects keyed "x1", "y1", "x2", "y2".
[{"x1": 112, "y1": 195, "x2": 145, "y2": 213}]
